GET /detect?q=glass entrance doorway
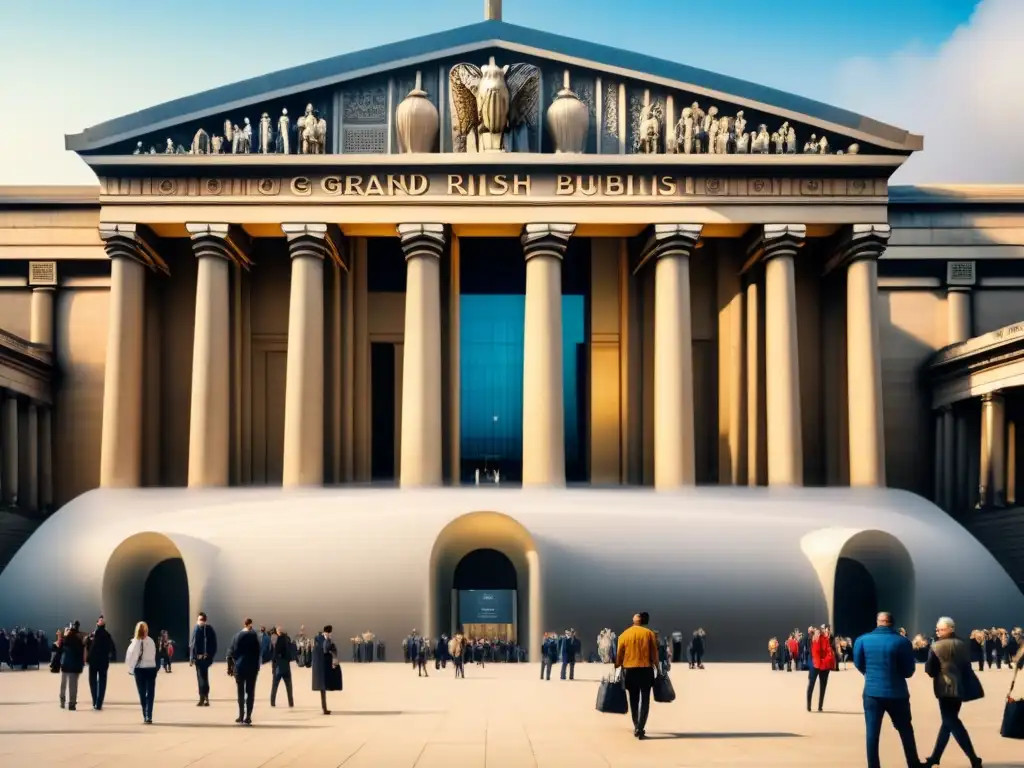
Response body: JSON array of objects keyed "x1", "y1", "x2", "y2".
[
  {"x1": 451, "y1": 549, "x2": 518, "y2": 639},
  {"x1": 462, "y1": 622, "x2": 515, "y2": 642}
]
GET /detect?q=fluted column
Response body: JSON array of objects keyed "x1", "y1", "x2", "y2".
[
  {"x1": 30, "y1": 287, "x2": 54, "y2": 349},
  {"x1": 2, "y1": 395, "x2": 17, "y2": 505},
  {"x1": 834, "y1": 224, "x2": 890, "y2": 486},
  {"x1": 281, "y1": 224, "x2": 343, "y2": 487},
  {"x1": 746, "y1": 278, "x2": 763, "y2": 485},
  {"x1": 39, "y1": 406, "x2": 52, "y2": 512},
  {"x1": 979, "y1": 392, "x2": 1006, "y2": 508},
  {"x1": 184, "y1": 224, "x2": 251, "y2": 487},
  {"x1": 521, "y1": 223, "x2": 575, "y2": 487},
  {"x1": 750, "y1": 225, "x2": 805, "y2": 486},
  {"x1": 947, "y1": 287, "x2": 972, "y2": 345},
  {"x1": 98, "y1": 223, "x2": 161, "y2": 488},
  {"x1": 639, "y1": 224, "x2": 702, "y2": 489},
  {"x1": 398, "y1": 224, "x2": 445, "y2": 488},
  {"x1": 941, "y1": 406, "x2": 954, "y2": 510}
]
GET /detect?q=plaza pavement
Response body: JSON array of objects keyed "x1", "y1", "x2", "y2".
[{"x1": 0, "y1": 661, "x2": 1021, "y2": 768}]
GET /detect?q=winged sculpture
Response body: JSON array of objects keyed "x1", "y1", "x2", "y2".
[{"x1": 449, "y1": 58, "x2": 540, "y2": 152}]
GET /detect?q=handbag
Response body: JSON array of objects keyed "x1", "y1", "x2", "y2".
[
  {"x1": 127, "y1": 640, "x2": 144, "y2": 676},
  {"x1": 596, "y1": 670, "x2": 629, "y2": 715},
  {"x1": 653, "y1": 670, "x2": 677, "y2": 703},
  {"x1": 1001, "y1": 650, "x2": 1024, "y2": 739},
  {"x1": 961, "y1": 662, "x2": 984, "y2": 703}
]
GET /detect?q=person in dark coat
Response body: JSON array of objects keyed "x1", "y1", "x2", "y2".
[
  {"x1": 922, "y1": 617, "x2": 982, "y2": 768},
  {"x1": 227, "y1": 618, "x2": 261, "y2": 725},
  {"x1": 310, "y1": 625, "x2": 341, "y2": 715},
  {"x1": 86, "y1": 616, "x2": 116, "y2": 710},
  {"x1": 189, "y1": 612, "x2": 217, "y2": 707},
  {"x1": 689, "y1": 629, "x2": 706, "y2": 669},
  {"x1": 558, "y1": 630, "x2": 579, "y2": 680},
  {"x1": 59, "y1": 621, "x2": 86, "y2": 710},
  {"x1": 270, "y1": 625, "x2": 294, "y2": 708},
  {"x1": 416, "y1": 634, "x2": 429, "y2": 677},
  {"x1": 0, "y1": 629, "x2": 9, "y2": 670}
]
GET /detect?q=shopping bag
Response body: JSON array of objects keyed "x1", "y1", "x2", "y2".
[
  {"x1": 1002, "y1": 650, "x2": 1024, "y2": 739},
  {"x1": 596, "y1": 673, "x2": 628, "y2": 714},
  {"x1": 653, "y1": 672, "x2": 676, "y2": 703}
]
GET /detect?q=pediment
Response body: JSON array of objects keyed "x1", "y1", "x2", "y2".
[{"x1": 67, "y1": 21, "x2": 921, "y2": 161}]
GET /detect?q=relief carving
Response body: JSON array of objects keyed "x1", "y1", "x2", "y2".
[
  {"x1": 449, "y1": 58, "x2": 540, "y2": 152},
  {"x1": 603, "y1": 81, "x2": 619, "y2": 146},
  {"x1": 343, "y1": 86, "x2": 388, "y2": 123}
]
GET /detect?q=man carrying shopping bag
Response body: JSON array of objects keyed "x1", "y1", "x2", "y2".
[{"x1": 614, "y1": 612, "x2": 660, "y2": 739}]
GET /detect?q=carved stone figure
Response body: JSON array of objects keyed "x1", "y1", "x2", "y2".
[
  {"x1": 211, "y1": 135, "x2": 224, "y2": 154},
  {"x1": 735, "y1": 131, "x2": 750, "y2": 153},
  {"x1": 803, "y1": 134, "x2": 818, "y2": 153},
  {"x1": 223, "y1": 120, "x2": 234, "y2": 146},
  {"x1": 396, "y1": 71, "x2": 439, "y2": 153},
  {"x1": 175, "y1": 144, "x2": 187, "y2": 154},
  {"x1": 634, "y1": 102, "x2": 662, "y2": 154},
  {"x1": 230, "y1": 125, "x2": 241, "y2": 154},
  {"x1": 258, "y1": 113, "x2": 273, "y2": 154},
  {"x1": 239, "y1": 118, "x2": 252, "y2": 154},
  {"x1": 771, "y1": 131, "x2": 781, "y2": 154},
  {"x1": 276, "y1": 109, "x2": 290, "y2": 154},
  {"x1": 751, "y1": 124, "x2": 770, "y2": 154},
  {"x1": 735, "y1": 110, "x2": 746, "y2": 138},
  {"x1": 449, "y1": 58, "x2": 540, "y2": 152},
  {"x1": 673, "y1": 107, "x2": 694, "y2": 154},
  {"x1": 786, "y1": 125, "x2": 797, "y2": 154},
  {"x1": 132, "y1": 142, "x2": 144, "y2": 155},
  {"x1": 148, "y1": 146, "x2": 156, "y2": 155},
  {"x1": 715, "y1": 116, "x2": 731, "y2": 154},
  {"x1": 190, "y1": 128, "x2": 210, "y2": 155},
  {"x1": 298, "y1": 103, "x2": 328, "y2": 155},
  {"x1": 818, "y1": 135, "x2": 829, "y2": 154},
  {"x1": 546, "y1": 72, "x2": 589, "y2": 153},
  {"x1": 702, "y1": 106, "x2": 719, "y2": 153},
  {"x1": 164, "y1": 138, "x2": 175, "y2": 154},
  {"x1": 846, "y1": 143, "x2": 860, "y2": 155}
]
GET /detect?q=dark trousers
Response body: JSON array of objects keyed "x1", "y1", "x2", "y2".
[
  {"x1": 623, "y1": 667, "x2": 654, "y2": 733},
  {"x1": 270, "y1": 666, "x2": 293, "y2": 707},
  {"x1": 929, "y1": 697, "x2": 978, "y2": 762},
  {"x1": 560, "y1": 660, "x2": 575, "y2": 680},
  {"x1": 689, "y1": 650, "x2": 703, "y2": 666},
  {"x1": 417, "y1": 657, "x2": 428, "y2": 676},
  {"x1": 863, "y1": 695, "x2": 920, "y2": 768},
  {"x1": 540, "y1": 659, "x2": 552, "y2": 680},
  {"x1": 454, "y1": 659, "x2": 464, "y2": 678},
  {"x1": 194, "y1": 660, "x2": 211, "y2": 699},
  {"x1": 807, "y1": 668, "x2": 829, "y2": 710},
  {"x1": 133, "y1": 667, "x2": 157, "y2": 720},
  {"x1": 320, "y1": 690, "x2": 329, "y2": 712},
  {"x1": 88, "y1": 665, "x2": 108, "y2": 708},
  {"x1": 235, "y1": 672, "x2": 257, "y2": 718}
]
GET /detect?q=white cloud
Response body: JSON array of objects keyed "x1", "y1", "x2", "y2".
[{"x1": 832, "y1": 0, "x2": 1024, "y2": 184}]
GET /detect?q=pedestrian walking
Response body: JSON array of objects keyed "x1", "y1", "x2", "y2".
[
  {"x1": 86, "y1": 616, "x2": 116, "y2": 710},
  {"x1": 59, "y1": 621, "x2": 86, "y2": 711},
  {"x1": 614, "y1": 612, "x2": 660, "y2": 739},
  {"x1": 922, "y1": 616, "x2": 983, "y2": 768},
  {"x1": 125, "y1": 621, "x2": 158, "y2": 724},
  {"x1": 808, "y1": 625, "x2": 835, "y2": 712}
]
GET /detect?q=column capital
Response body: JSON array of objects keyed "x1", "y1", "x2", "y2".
[
  {"x1": 744, "y1": 224, "x2": 806, "y2": 270},
  {"x1": 99, "y1": 223, "x2": 168, "y2": 274},
  {"x1": 521, "y1": 223, "x2": 576, "y2": 261},
  {"x1": 634, "y1": 223, "x2": 703, "y2": 274},
  {"x1": 824, "y1": 223, "x2": 891, "y2": 274},
  {"x1": 185, "y1": 223, "x2": 253, "y2": 268},
  {"x1": 981, "y1": 391, "x2": 1004, "y2": 404},
  {"x1": 281, "y1": 223, "x2": 346, "y2": 269},
  {"x1": 397, "y1": 223, "x2": 446, "y2": 261}
]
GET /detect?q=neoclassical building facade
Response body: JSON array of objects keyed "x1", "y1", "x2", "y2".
[{"x1": 1, "y1": 6, "x2": 1023, "y2": 645}]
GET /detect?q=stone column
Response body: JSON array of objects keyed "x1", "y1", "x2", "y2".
[
  {"x1": 39, "y1": 406, "x2": 53, "y2": 512},
  {"x1": 30, "y1": 287, "x2": 54, "y2": 349},
  {"x1": 397, "y1": 224, "x2": 445, "y2": 488},
  {"x1": 947, "y1": 287, "x2": 972, "y2": 345},
  {"x1": 1008, "y1": 420, "x2": 1017, "y2": 506},
  {"x1": 639, "y1": 224, "x2": 702, "y2": 489},
  {"x1": 98, "y1": 224, "x2": 158, "y2": 488},
  {"x1": 2, "y1": 395, "x2": 17, "y2": 505},
  {"x1": 24, "y1": 403, "x2": 38, "y2": 511},
  {"x1": 521, "y1": 223, "x2": 575, "y2": 488},
  {"x1": 955, "y1": 408, "x2": 969, "y2": 510},
  {"x1": 717, "y1": 246, "x2": 745, "y2": 485},
  {"x1": 752, "y1": 224, "x2": 806, "y2": 486},
  {"x1": 184, "y1": 224, "x2": 251, "y2": 488},
  {"x1": 934, "y1": 411, "x2": 944, "y2": 504},
  {"x1": 835, "y1": 224, "x2": 891, "y2": 486},
  {"x1": 979, "y1": 392, "x2": 1006, "y2": 507},
  {"x1": 745, "y1": 278, "x2": 763, "y2": 485},
  {"x1": 281, "y1": 224, "x2": 343, "y2": 487},
  {"x1": 941, "y1": 405, "x2": 954, "y2": 510}
]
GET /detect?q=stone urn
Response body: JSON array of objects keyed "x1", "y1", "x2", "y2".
[
  {"x1": 546, "y1": 74, "x2": 589, "y2": 153},
  {"x1": 395, "y1": 71, "x2": 439, "y2": 153}
]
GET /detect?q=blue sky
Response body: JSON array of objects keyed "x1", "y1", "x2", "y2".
[{"x1": 1, "y1": 0, "x2": 1017, "y2": 184}]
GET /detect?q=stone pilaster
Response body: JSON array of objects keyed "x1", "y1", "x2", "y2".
[
  {"x1": 185, "y1": 223, "x2": 252, "y2": 488},
  {"x1": 1, "y1": 394, "x2": 17, "y2": 505},
  {"x1": 521, "y1": 223, "x2": 575, "y2": 488},
  {"x1": 29, "y1": 287, "x2": 54, "y2": 349},
  {"x1": 98, "y1": 223, "x2": 163, "y2": 488},
  {"x1": 397, "y1": 224, "x2": 445, "y2": 488},
  {"x1": 281, "y1": 224, "x2": 344, "y2": 487}
]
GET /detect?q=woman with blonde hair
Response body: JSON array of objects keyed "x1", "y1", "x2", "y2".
[{"x1": 125, "y1": 621, "x2": 158, "y2": 723}]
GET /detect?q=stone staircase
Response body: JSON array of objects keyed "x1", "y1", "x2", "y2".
[
  {"x1": 0, "y1": 508, "x2": 41, "y2": 574},
  {"x1": 958, "y1": 507, "x2": 1024, "y2": 597}
]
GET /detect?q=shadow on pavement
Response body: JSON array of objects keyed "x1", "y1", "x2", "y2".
[{"x1": 646, "y1": 731, "x2": 802, "y2": 740}]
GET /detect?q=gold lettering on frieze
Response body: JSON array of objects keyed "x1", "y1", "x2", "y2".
[{"x1": 291, "y1": 177, "x2": 312, "y2": 196}]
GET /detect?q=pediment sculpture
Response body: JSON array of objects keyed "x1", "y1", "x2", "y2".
[{"x1": 449, "y1": 58, "x2": 541, "y2": 152}]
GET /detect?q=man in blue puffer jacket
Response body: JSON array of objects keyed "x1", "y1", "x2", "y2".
[{"x1": 853, "y1": 611, "x2": 924, "y2": 768}]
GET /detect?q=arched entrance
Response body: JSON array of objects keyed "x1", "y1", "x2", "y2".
[
  {"x1": 103, "y1": 533, "x2": 191, "y2": 649},
  {"x1": 429, "y1": 512, "x2": 542, "y2": 661},
  {"x1": 832, "y1": 531, "x2": 915, "y2": 640},
  {"x1": 453, "y1": 548, "x2": 518, "y2": 642}
]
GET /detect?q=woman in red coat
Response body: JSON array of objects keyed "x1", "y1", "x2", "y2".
[{"x1": 807, "y1": 626, "x2": 836, "y2": 712}]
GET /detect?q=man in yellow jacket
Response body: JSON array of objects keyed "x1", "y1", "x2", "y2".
[{"x1": 615, "y1": 613, "x2": 660, "y2": 739}]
